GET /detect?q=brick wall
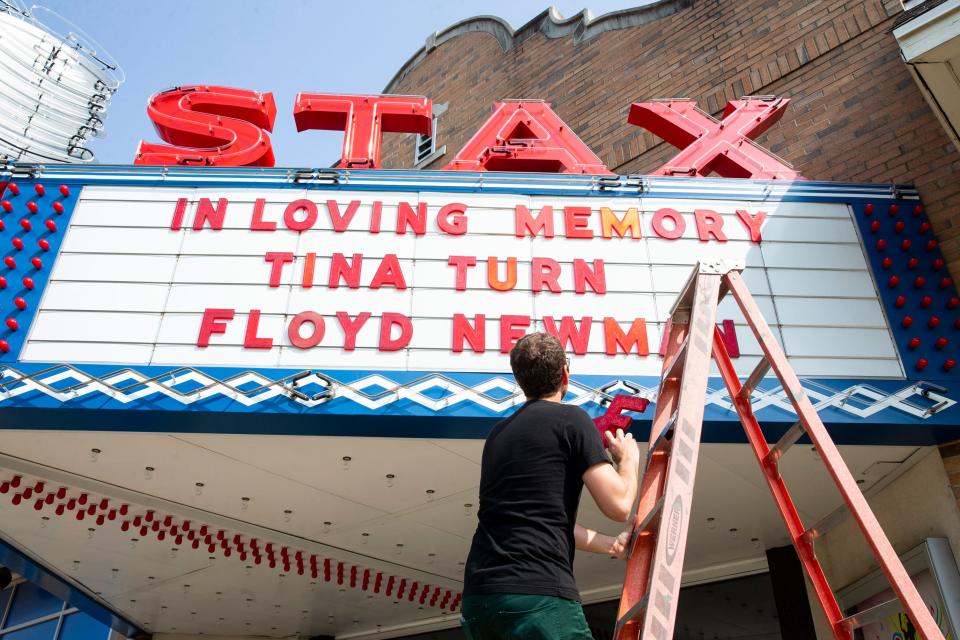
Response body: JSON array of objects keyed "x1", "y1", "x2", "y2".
[{"x1": 380, "y1": 0, "x2": 960, "y2": 281}]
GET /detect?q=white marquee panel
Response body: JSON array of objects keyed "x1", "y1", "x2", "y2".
[{"x1": 23, "y1": 187, "x2": 900, "y2": 378}]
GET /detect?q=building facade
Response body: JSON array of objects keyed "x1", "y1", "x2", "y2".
[{"x1": 1, "y1": 2, "x2": 960, "y2": 640}]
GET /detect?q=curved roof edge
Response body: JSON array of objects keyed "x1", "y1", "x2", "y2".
[{"x1": 383, "y1": 0, "x2": 695, "y2": 93}]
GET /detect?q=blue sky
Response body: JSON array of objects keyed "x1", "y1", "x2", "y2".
[{"x1": 34, "y1": 0, "x2": 648, "y2": 167}]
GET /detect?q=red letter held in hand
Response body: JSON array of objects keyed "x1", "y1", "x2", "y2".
[
  {"x1": 593, "y1": 395, "x2": 650, "y2": 442},
  {"x1": 627, "y1": 97, "x2": 801, "y2": 180},
  {"x1": 293, "y1": 94, "x2": 432, "y2": 168},
  {"x1": 135, "y1": 86, "x2": 277, "y2": 166},
  {"x1": 446, "y1": 101, "x2": 611, "y2": 174}
]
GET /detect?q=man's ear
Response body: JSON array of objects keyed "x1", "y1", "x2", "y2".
[{"x1": 562, "y1": 367, "x2": 570, "y2": 387}]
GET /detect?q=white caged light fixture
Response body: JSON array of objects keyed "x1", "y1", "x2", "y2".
[{"x1": 0, "y1": 0, "x2": 123, "y2": 163}]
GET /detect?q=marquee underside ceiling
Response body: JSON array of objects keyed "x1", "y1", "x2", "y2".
[{"x1": 0, "y1": 429, "x2": 924, "y2": 638}]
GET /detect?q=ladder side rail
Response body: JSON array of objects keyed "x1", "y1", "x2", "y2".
[
  {"x1": 722, "y1": 270, "x2": 945, "y2": 640},
  {"x1": 711, "y1": 326, "x2": 850, "y2": 638},
  {"x1": 614, "y1": 320, "x2": 688, "y2": 639},
  {"x1": 637, "y1": 272, "x2": 721, "y2": 639}
]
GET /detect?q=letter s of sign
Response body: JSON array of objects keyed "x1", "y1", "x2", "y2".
[{"x1": 135, "y1": 86, "x2": 277, "y2": 167}]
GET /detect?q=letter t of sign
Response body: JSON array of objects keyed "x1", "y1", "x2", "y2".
[{"x1": 293, "y1": 94, "x2": 432, "y2": 168}]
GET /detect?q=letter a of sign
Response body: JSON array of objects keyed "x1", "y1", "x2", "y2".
[
  {"x1": 627, "y1": 97, "x2": 801, "y2": 180},
  {"x1": 294, "y1": 94, "x2": 432, "y2": 168},
  {"x1": 446, "y1": 101, "x2": 612, "y2": 174},
  {"x1": 135, "y1": 86, "x2": 277, "y2": 166}
]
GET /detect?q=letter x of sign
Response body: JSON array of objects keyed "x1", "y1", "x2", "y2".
[{"x1": 629, "y1": 97, "x2": 802, "y2": 180}]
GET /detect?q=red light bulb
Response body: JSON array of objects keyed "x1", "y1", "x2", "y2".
[
  {"x1": 929, "y1": 316, "x2": 941, "y2": 329},
  {"x1": 919, "y1": 222, "x2": 930, "y2": 234},
  {"x1": 901, "y1": 239, "x2": 912, "y2": 251},
  {"x1": 895, "y1": 295, "x2": 907, "y2": 308},
  {"x1": 11, "y1": 238, "x2": 22, "y2": 251},
  {"x1": 934, "y1": 258, "x2": 945, "y2": 270},
  {"x1": 889, "y1": 204, "x2": 899, "y2": 216},
  {"x1": 916, "y1": 358, "x2": 929, "y2": 371},
  {"x1": 38, "y1": 239, "x2": 49, "y2": 251},
  {"x1": 31, "y1": 257, "x2": 41, "y2": 269},
  {"x1": 913, "y1": 204, "x2": 924, "y2": 216},
  {"x1": 26, "y1": 202, "x2": 38, "y2": 214},
  {"x1": 22, "y1": 277, "x2": 33, "y2": 289},
  {"x1": 888, "y1": 275, "x2": 900, "y2": 288},
  {"x1": 864, "y1": 203, "x2": 875, "y2": 215},
  {"x1": 914, "y1": 276, "x2": 926, "y2": 288},
  {"x1": 948, "y1": 297, "x2": 959, "y2": 310},
  {"x1": 45, "y1": 219, "x2": 56, "y2": 232},
  {"x1": 945, "y1": 359, "x2": 957, "y2": 372},
  {"x1": 14, "y1": 298, "x2": 26, "y2": 310},
  {"x1": 907, "y1": 257, "x2": 919, "y2": 270},
  {"x1": 58, "y1": 185, "x2": 70, "y2": 197},
  {"x1": 901, "y1": 316, "x2": 913, "y2": 328},
  {"x1": 870, "y1": 221, "x2": 880, "y2": 233},
  {"x1": 895, "y1": 221, "x2": 905, "y2": 233},
  {"x1": 7, "y1": 184, "x2": 18, "y2": 196},
  {"x1": 0, "y1": 340, "x2": 8, "y2": 353},
  {"x1": 876, "y1": 239, "x2": 887, "y2": 251},
  {"x1": 921, "y1": 296, "x2": 933, "y2": 308},
  {"x1": 52, "y1": 201, "x2": 63, "y2": 214},
  {"x1": 6, "y1": 318, "x2": 18, "y2": 331},
  {"x1": 882, "y1": 257, "x2": 893, "y2": 269},
  {"x1": 19, "y1": 219, "x2": 30, "y2": 231},
  {"x1": 935, "y1": 337, "x2": 948, "y2": 350},
  {"x1": 927, "y1": 240, "x2": 938, "y2": 252},
  {"x1": 908, "y1": 337, "x2": 921, "y2": 350},
  {"x1": 34, "y1": 184, "x2": 44, "y2": 196},
  {"x1": 1, "y1": 201, "x2": 11, "y2": 213},
  {"x1": 941, "y1": 277, "x2": 953, "y2": 289}
]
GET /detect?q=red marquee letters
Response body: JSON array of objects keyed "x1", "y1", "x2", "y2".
[{"x1": 136, "y1": 87, "x2": 796, "y2": 180}]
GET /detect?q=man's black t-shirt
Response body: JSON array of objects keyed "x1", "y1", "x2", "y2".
[{"x1": 463, "y1": 399, "x2": 610, "y2": 601}]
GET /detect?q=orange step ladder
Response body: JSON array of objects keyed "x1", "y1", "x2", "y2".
[{"x1": 614, "y1": 261, "x2": 945, "y2": 640}]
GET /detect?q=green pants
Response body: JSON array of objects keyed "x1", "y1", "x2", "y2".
[{"x1": 460, "y1": 594, "x2": 593, "y2": 640}]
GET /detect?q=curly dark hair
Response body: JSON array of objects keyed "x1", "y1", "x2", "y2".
[{"x1": 510, "y1": 332, "x2": 567, "y2": 399}]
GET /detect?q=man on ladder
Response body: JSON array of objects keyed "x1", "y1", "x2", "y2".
[{"x1": 460, "y1": 332, "x2": 643, "y2": 639}]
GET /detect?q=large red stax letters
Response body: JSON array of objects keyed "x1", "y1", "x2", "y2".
[
  {"x1": 293, "y1": 94, "x2": 432, "y2": 168},
  {"x1": 134, "y1": 87, "x2": 797, "y2": 180},
  {"x1": 628, "y1": 97, "x2": 801, "y2": 180},
  {"x1": 135, "y1": 86, "x2": 277, "y2": 166},
  {"x1": 445, "y1": 101, "x2": 611, "y2": 174}
]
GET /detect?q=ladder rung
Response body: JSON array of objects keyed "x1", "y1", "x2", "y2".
[
  {"x1": 765, "y1": 420, "x2": 804, "y2": 465},
  {"x1": 646, "y1": 411, "x2": 678, "y2": 463},
  {"x1": 660, "y1": 336, "x2": 690, "y2": 382},
  {"x1": 636, "y1": 496, "x2": 666, "y2": 534},
  {"x1": 802, "y1": 503, "x2": 850, "y2": 543},
  {"x1": 614, "y1": 594, "x2": 649, "y2": 636},
  {"x1": 738, "y1": 357, "x2": 771, "y2": 399},
  {"x1": 838, "y1": 597, "x2": 902, "y2": 630}
]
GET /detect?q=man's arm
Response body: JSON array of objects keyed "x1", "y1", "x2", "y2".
[
  {"x1": 582, "y1": 428, "x2": 640, "y2": 522},
  {"x1": 575, "y1": 524, "x2": 632, "y2": 558}
]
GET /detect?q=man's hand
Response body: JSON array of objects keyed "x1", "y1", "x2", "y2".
[
  {"x1": 610, "y1": 527, "x2": 633, "y2": 560},
  {"x1": 605, "y1": 428, "x2": 640, "y2": 467},
  {"x1": 575, "y1": 524, "x2": 635, "y2": 559}
]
